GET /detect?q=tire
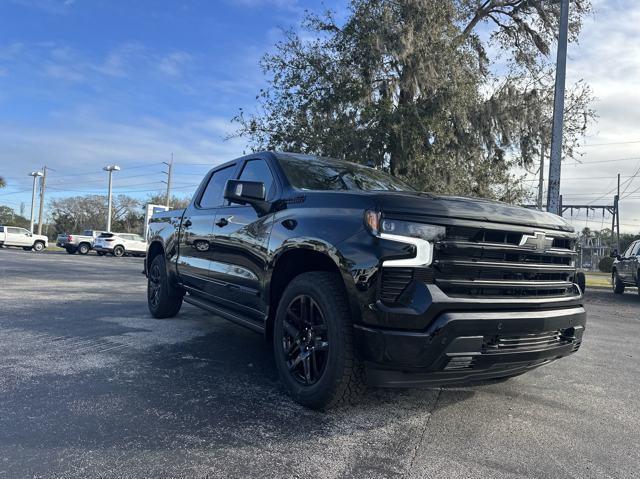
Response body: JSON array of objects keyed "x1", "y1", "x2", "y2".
[
  {"x1": 612, "y1": 271, "x2": 625, "y2": 294},
  {"x1": 32, "y1": 241, "x2": 45, "y2": 252},
  {"x1": 147, "y1": 254, "x2": 183, "y2": 318},
  {"x1": 113, "y1": 245, "x2": 125, "y2": 257},
  {"x1": 77, "y1": 243, "x2": 90, "y2": 255},
  {"x1": 65, "y1": 246, "x2": 77, "y2": 254},
  {"x1": 96, "y1": 251, "x2": 106, "y2": 256},
  {"x1": 273, "y1": 271, "x2": 365, "y2": 410}
]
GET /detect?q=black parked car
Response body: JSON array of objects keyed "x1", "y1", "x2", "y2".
[
  {"x1": 145, "y1": 152, "x2": 586, "y2": 409},
  {"x1": 611, "y1": 240, "x2": 640, "y2": 295}
]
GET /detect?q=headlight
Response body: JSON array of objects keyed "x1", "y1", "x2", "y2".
[
  {"x1": 380, "y1": 219, "x2": 446, "y2": 242},
  {"x1": 364, "y1": 210, "x2": 445, "y2": 267}
]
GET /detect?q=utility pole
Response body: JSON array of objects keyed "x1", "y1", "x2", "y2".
[
  {"x1": 547, "y1": 0, "x2": 569, "y2": 216},
  {"x1": 36, "y1": 166, "x2": 47, "y2": 235},
  {"x1": 616, "y1": 173, "x2": 621, "y2": 251},
  {"x1": 162, "y1": 153, "x2": 173, "y2": 208},
  {"x1": 103, "y1": 165, "x2": 121, "y2": 232},
  {"x1": 537, "y1": 141, "x2": 545, "y2": 210},
  {"x1": 28, "y1": 171, "x2": 43, "y2": 233}
]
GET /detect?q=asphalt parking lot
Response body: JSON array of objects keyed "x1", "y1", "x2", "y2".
[{"x1": 0, "y1": 248, "x2": 639, "y2": 479}]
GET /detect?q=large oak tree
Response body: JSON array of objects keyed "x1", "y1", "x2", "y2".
[{"x1": 234, "y1": 0, "x2": 594, "y2": 201}]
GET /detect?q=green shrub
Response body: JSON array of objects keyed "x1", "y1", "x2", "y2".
[{"x1": 598, "y1": 256, "x2": 614, "y2": 273}]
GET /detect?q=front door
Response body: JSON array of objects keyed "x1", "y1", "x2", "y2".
[
  {"x1": 626, "y1": 241, "x2": 640, "y2": 283},
  {"x1": 6, "y1": 227, "x2": 31, "y2": 246},
  {"x1": 619, "y1": 241, "x2": 637, "y2": 282},
  {"x1": 177, "y1": 163, "x2": 238, "y2": 294},
  {"x1": 209, "y1": 158, "x2": 278, "y2": 322}
]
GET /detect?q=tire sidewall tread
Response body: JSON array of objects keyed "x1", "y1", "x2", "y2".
[{"x1": 273, "y1": 271, "x2": 365, "y2": 410}]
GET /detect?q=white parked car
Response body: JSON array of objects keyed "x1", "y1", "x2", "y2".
[
  {"x1": 93, "y1": 232, "x2": 147, "y2": 257},
  {"x1": 0, "y1": 226, "x2": 48, "y2": 252}
]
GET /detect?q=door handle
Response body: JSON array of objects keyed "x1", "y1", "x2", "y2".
[
  {"x1": 183, "y1": 219, "x2": 192, "y2": 228},
  {"x1": 216, "y1": 217, "x2": 229, "y2": 227}
]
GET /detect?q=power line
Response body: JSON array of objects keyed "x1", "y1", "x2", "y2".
[{"x1": 583, "y1": 139, "x2": 640, "y2": 147}]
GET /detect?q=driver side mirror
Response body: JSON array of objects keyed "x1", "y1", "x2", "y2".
[{"x1": 224, "y1": 179, "x2": 271, "y2": 215}]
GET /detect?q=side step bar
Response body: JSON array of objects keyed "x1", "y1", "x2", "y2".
[{"x1": 183, "y1": 293, "x2": 265, "y2": 334}]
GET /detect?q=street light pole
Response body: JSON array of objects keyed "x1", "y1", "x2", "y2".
[
  {"x1": 547, "y1": 0, "x2": 569, "y2": 216},
  {"x1": 103, "y1": 165, "x2": 121, "y2": 232},
  {"x1": 28, "y1": 171, "x2": 43, "y2": 233}
]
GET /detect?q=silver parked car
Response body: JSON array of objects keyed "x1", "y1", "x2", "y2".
[{"x1": 93, "y1": 232, "x2": 147, "y2": 257}]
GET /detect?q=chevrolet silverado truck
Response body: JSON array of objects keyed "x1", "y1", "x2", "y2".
[
  {"x1": 611, "y1": 239, "x2": 640, "y2": 295},
  {"x1": 0, "y1": 226, "x2": 48, "y2": 251},
  {"x1": 145, "y1": 152, "x2": 586, "y2": 409},
  {"x1": 58, "y1": 230, "x2": 105, "y2": 255}
]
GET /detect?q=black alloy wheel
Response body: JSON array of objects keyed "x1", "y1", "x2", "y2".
[
  {"x1": 281, "y1": 294, "x2": 330, "y2": 386},
  {"x1": 148, "y1": 261, "x2": 162, "y2": 310},
  {"x1": 147, "y1": 254, "x2": 183, "y2": 318}
]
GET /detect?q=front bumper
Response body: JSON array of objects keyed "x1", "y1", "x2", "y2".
[{"x1": 355, "y1": 284, "x2": 586, "y2": 387}]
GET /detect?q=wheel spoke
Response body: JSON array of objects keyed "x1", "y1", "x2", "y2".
[
  {"x1": 302, "y1": 354, "x2": 312, "y2": 383},
  {"x1": 310, "y1": 349, "x2": 320, "y2": 379},
  {"x1": 287, "y1": 351, "x2": 303, "y2": 371}
]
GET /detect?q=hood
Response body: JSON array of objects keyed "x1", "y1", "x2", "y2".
[{"x1": 374, "y1": 192, "x2": 573, "y2": 232}]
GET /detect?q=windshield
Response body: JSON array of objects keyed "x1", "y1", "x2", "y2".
[{"x1": 278, "y1": 155, "x2": 414, "y2": 192}]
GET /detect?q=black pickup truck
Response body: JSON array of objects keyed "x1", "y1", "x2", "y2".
[
  {"x1": 145, "y1": 152, "x2": 586, "y2": 409},
  {"x1": 611, "y1": 239, "x2": 640, "y2": 295}
]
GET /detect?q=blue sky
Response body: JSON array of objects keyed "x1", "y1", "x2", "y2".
[
  {"x1": 0, "y1": 0, "x2": 344, "y2": 211},
  {"x1": 1, "y1": 0, "x2": 640, "y2": 233}
]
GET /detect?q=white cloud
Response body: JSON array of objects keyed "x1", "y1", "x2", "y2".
[
  {"x1": 158, "y1": 51, "x2": 192, "y2": 77},
  {"x1": 94, "y1": 42, "x2": 148, "y2": 78}
]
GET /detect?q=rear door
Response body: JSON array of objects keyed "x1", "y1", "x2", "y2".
[
  {"x1": 208, "y1": 158, "x2": 278, "y2": 321},
  {"x1": 629, "y1": 241, "x2": 640, "y2": 284},
  {"x1": 177, "y1": 162, "x2": 239, "y2": 294},
  {"x1": 129, "y1": 234, "x2": 147, "y2": 253}
]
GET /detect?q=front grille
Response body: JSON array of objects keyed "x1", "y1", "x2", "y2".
[
  {"x1": 378, "y1": 221, "x2": 578, "y2": 304},
  {"x1": 433, "y1": 225, "x2": 577, "y2": 299}
]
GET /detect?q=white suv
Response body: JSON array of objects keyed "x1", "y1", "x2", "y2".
[
  {"x1": 94, "y1": 232, "x2": 147, "y2": 257},
  {"x1": 0, "y1": 226, "x2": 48, "y2": 252}
]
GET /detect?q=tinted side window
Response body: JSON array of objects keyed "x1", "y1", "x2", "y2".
[
  {"x1": 239, "y1": 159, "x2": 275, "y2": 200},
  {"x1": 632, "y1": 242, "x2": 640, "y2": 256},
  {"x1": 8, "y1": 227, "x2": 21, "y2": 234},
  {"x1": 0, "y1": 227, "x2": 4, "y2": 232},
  {"x1": 624, "y1": 244, "x2": 635, "y2": 257},
  {"x1": 199, "y1": 165, "x2": 236, "y2": 209}
]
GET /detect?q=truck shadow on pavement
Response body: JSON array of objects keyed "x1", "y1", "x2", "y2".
[{"x1": 1, "y1": 316, "x2": 478, "y2": 459}]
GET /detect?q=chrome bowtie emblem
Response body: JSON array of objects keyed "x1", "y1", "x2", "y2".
[{"x1": 519, "y1": 231, "x2": 553, "y2": 252}]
